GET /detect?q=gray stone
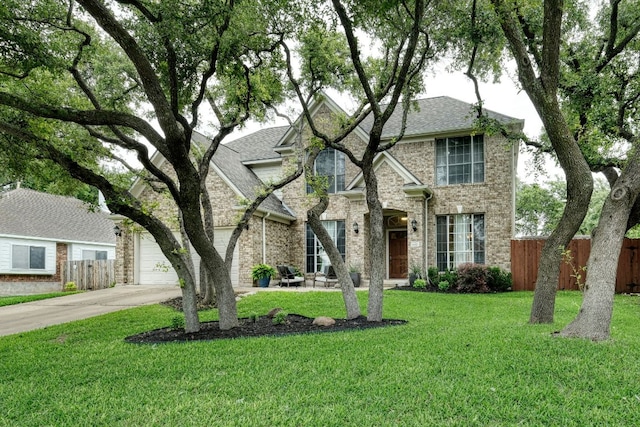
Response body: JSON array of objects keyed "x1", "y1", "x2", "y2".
[{"x1": 313, "y1": 316, "x2": 336, "y2": 327}]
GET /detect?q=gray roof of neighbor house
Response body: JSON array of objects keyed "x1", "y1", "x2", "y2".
[
  {"x1": 0, "y1": 188, "x2": 116, "y2": 244},
  {"x1": 210, "y1": 144, "x2": 295, "y2": 218},
  {"x1": 359, "y1": 96, "x2": 523, "y2": 139}
]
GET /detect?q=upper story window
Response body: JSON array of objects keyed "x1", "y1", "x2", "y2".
[
  {"x1": 307, "y1": 148, "x2": 345, "y2": 194},
  {"x1": 12, "y1": 245, "x2": 46, "y2": 270},
  {"x1": 436, "y1": 135, "x2": 484, "y2": 185}
]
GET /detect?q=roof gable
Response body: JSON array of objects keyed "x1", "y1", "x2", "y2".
[
  {"x1": 0, "y1": 188, "x2": 115, "y2": 244},
  {"x1": 276, "y1": 92, "x2": 370, "y2": 149},
  {"x1": 346, "y1": 151, "x2": 422, "y2": 190},
  {"x1": 210, "y1": 145, "x2": 296, "y2": 220}
]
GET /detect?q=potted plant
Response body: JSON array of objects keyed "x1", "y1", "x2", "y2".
[
  {"x1": 409, "y1": 264, "x2": 423, "y2": 287},
  {"x1": 349, "y1": 264, "x2": 361, "y2": 288},
  {"x1": 251, "y1": 263, "x2": 276, "y2": 288}
]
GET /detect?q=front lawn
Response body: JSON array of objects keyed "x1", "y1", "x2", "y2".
[
  {"x1": 1, "y1": 291, "x2": 639, "y2": 426},
  {"x1": 0, "y1": 292, "x2": 79, "y2": 307}
]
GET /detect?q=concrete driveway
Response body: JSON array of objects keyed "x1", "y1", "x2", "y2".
[{"x1": 0, "y1": 285, "x2": 181, "y2": 337}]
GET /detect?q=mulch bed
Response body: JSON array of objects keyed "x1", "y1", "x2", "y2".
[
  {"x1": 389, "y1": 285, "x2": 430, "y2": 292},
  {"x1": 125, "y1": 296, "x2": 407, "y2": 344}
]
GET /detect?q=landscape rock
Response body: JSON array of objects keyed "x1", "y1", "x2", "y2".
[{"x1": 313, "y1": 316, "x2": 336, "y2": 327}]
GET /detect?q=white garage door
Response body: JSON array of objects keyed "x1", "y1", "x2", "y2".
[{"x1": 137, "y1": 230, "x2": 238, "y2": 286}]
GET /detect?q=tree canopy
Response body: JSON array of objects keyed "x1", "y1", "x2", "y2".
[{"x1": 0, "y1": 0, "x2": 302, "y2": 332}]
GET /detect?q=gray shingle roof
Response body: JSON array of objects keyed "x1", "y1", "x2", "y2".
[
  {"x1": 225, "y1": 126, "x2": 288, "y2": 162},
  {"x1": 0, "y1": 188, "x2": 116, "y2": 244},
  {"x1": 211, "y1": 145, "x2": 295, "y2": 218},
  {"x1": 359, "y1": 96, "x2": 523, "y2": 139}
]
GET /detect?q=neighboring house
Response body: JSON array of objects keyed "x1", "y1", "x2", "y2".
[
  {"x1": 116, "y1": 94, "x2": 522, "y2": 287},
  {"x1": 0, "y1": 188, "x2": 116, "y2": 294}
]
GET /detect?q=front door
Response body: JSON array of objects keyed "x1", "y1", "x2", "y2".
[{"x1": 388, "y1": 230, "x2": 408, "y2": 279}]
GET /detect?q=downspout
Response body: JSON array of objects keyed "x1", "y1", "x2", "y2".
[
  {"x1": 424, "y1": 191, "x2": 433, "y2": 273},
  {"x1": 512, "y1": 138, "x2": 519, "y2": 237},
  {"x1": 262, "y1": 212, "x2": 271, "y2": 264}
]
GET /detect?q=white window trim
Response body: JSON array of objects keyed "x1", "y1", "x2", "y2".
[{"x1": 436, "y1": 135, "x2": 485, "y2": 186}]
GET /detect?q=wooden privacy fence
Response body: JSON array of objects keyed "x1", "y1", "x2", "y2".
[
  {"x1": 61, "y1": 260, "x2": 116, "y2": 291},
  {"x1": 511, "y1": 238, "x2": 640, "y2": 293}
]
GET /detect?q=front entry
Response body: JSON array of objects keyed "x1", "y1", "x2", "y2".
[{"x1": 388, "y1": 230, "x2": 408, "y2": 279}]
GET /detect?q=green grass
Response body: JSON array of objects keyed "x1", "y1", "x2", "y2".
[
  {"x1": 0, "y1": 292, "x2": 80, "y2": 307},
  {"x1": 1, "y1": 291, "x2": 640, "y2": 426}
]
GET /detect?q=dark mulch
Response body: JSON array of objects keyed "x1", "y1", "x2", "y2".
[
  {"x1": 389, "y1": 285, "x2": 430, "y2": 292},
  {"x1": 160, "y1": 294, "x2": 220, "y2": 312},
  {"x1": 125, "y1": 296, "x2": 407, "y2": 343}
]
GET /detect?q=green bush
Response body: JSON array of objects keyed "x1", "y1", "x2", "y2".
[
  {"x1": 427, "y1": 267, "x2": 439, "y2": 287},
  {"x1": 272, "y1": 310, "x2": 288, "y2": 325},
  {"x1": 438, "y1": 281, "x2": 450, "y2": 291},
  {"x1": 413, "y1": 278, "x2": 426, "y2": 289},
  {"x1": 441, "y1": 269, "x2": 458, "y2": 288},
  {"x1": 487, "y1": 266, "x2": 512, "y2": 292}
]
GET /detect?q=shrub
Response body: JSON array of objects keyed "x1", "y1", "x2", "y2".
[
  {"x1": 409, "y1": 264, "x2": 423, "y2": 279},
  {"x1": 272, "y1": 310, "x2": 288, "y2": 325},
  {"x1": 63, "y1": 282, "x2": 77, "y2": 292},
  {"x1": 487, "y1": 266, "x2": 512, "y2": 292},
  {"x1": 413, "y1": 278, "x2": 426, "y2": 289},
  {"x1": 455, "y1": 263, "x2": 491, "y2": 293},
  {"x1": 438, "y1": 281, "x2": 450, "y2": 292},
  {"x1": 441, "y1": 269, "x2": 458, "y2": 288},
  {"x1": 427, "y1": 267, "x2": 440, "y2": 287}
]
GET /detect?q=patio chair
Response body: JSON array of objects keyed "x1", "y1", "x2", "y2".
[
  {"x1": 313, "y1": 265, "x2": 339, "y2": 288},
  {"x1": 277, "y1": 265, "x2": 305, "y2": 287}
]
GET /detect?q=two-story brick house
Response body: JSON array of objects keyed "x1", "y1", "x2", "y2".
[{"x1": 116, "y1": 93, "x2": 522, "y2": 287}]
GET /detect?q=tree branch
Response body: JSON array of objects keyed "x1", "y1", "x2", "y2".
[{"x1": 75, "y1": 0, "x2": 181, "y2": 142}]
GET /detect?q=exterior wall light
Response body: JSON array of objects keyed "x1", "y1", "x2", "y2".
[
  {"x1": 411, "y1": 219, "x2": 418, "y2": 232},
  {"x1": 353, "y1": 222, "x2": 359, "y2": 234},
  {"x1": 113, "y1": 225, "x2": 122, "y2": 237}
]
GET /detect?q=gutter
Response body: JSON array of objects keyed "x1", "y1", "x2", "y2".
[{"x1": 262, "y1": 212, "x2": 271, "y2": 263}]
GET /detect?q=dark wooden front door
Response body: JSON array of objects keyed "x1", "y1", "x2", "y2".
[{"x1": 388, "y1": 230, "x2": 408, "y2": 279}]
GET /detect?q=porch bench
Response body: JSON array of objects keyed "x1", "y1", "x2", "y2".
[
  {"x1": 277, "y1": 265, "x2": 305, "y2": 287},
  {"x1": 313, "y1": 266, "x2": 339, "y2": 288}
]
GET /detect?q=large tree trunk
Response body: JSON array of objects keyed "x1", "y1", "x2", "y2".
[
  {"x1": 177, "y1": 212, "x2": 200, "y2": 332},
  {"x1": 307, "y1": 197, "x2": 361, "y2": 320},
  {"x1": 560, "y1": 153, "x2": 640, "y2": 340},
  {"x1": 526, "y1": 117, "x2": 593, "y2": 323},
  {"x1": 180, "y1": 271, "x2": 200, "y2": 333},
  {"x1": 490, "y1": 0, "x2": 593, "y2": 323},
  {"x1": 364, "y1": 166, "x2": 385, "y2": 322},
  {"x1": 205, "y1": 252, "x2": 238, "y2": 330},
  {"x1": 200, "y1": 266, "x2": 216, "y2": 305},
  {"x1": 180, "y1": 186, "x2": 238, "y2": 330}
]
